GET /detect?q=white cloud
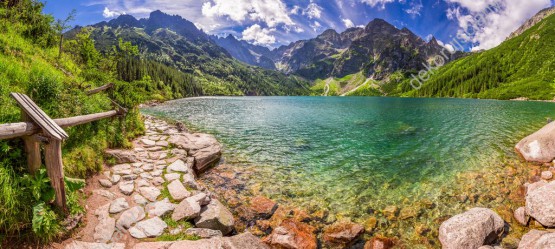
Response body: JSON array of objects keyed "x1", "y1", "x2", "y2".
[
  {"x1": 303, "y1": 1, "x2": 323, "y2": 19},
  {"x1": 202, "y1": 0, "x2": 294, "y2": 28},
  {"x1": 342, "y1": 18, "x2": 355, "y2": 28},
  {"x1": 290, "y1": 5, "x2": 302, "y2": 15},
  {"x1": 102, "y1": 7, "x2": 125, "y2": 18},
  {"x1": 241, "y1": 24, "x2": 276, "y2": 45},
  {"x1": 445, "y1": 0, "x2": 551, "y2": 51},
  {"x1": 405, "y1": 2, "x2": 423, "y2": 17},
  {"x1": 310, "y1": 21, "x2": 322, "y2": 31},
  {"x1": 437, "y1": 39, "x2": 456, "y2": 52},
  {"x1": 359, "y1": 0, "x2": 395, "y2": 9}
]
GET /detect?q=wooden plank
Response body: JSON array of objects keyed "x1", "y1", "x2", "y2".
[
  {"x1": 21, "y1": 112, "x2": 41, "y2": 174},
  {"x1": 44, "y1": 139, "x2": 67, "y2": 212},
  {"x1": 10, "y1": 93, "x2": 68, "y2": 140},
  {"x1": 0, "y1": 110, "x2": 120, "y2": 140},
  {"x1": 86, "y1": 83, "x2": 113, "y2": 95}
]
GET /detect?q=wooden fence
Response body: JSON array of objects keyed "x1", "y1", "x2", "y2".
[{"x1": 0, "y1": 84, "x2": 125, "y2": 212}]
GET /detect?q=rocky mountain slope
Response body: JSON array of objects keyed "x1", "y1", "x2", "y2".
[
  {"x1": 211, "y1": 35, "x2": 276, "y2": 70},
  {"x1": 508, "y1": 6, "x2": 555, "y2": 39},
  {"x1": 72, "y1": 11, "x2": 310, "y2": 96}
]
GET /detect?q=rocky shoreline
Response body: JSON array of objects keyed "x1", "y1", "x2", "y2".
[{"x1": 58, "y1": 115, "x2": 555, "y2": 249}]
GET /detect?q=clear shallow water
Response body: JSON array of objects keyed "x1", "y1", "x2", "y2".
[{"x1": 144, "y1": 97, "x2": 555, "y2": 245}]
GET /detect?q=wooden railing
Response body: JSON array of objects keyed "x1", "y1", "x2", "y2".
[{"x1": 0, "y1": 91, "x2": 126, "y2": 212}]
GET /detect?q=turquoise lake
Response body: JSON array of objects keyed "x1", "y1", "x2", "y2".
[{"x1": 143, "y1": 97, "x2": 555, "y2": 245}]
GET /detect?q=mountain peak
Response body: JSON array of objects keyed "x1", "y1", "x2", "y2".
[
  {"x1": 365, "y1": 18, "x2": 396, "y2": 32},
  {"x1": 508, "y1": 6, "x2": 555, "y2": 40},
  {"x1": 108, "y1": 14, "x2": 139, "y2": 28}
]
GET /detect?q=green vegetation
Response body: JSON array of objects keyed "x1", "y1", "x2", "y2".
[
  {"x1": 310, "y1": 72, "x2": 381, "y2": 96},
  {"x1": 0, "y1": 0, "x2": 179, "y2": 244},
  {"x1": 385, "y1": 14, "x2": 555, "y2": 100},
  {"x1": 158, "y1": 216, "x2": 199, "y2": 241}
]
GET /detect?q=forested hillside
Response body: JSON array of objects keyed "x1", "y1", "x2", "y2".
[{"x1": 387, "y1": 9, "x2": 555, "y2": 100}]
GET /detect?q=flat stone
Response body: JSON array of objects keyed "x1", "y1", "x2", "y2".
[
  {"x1": 129, "y1": 217, "x2": 167, "y2": 239},
  {"x1": 194, "y1": 199, "x2": 235, "y2": 235},
  {"x1": 133, "y1": 194, "x2": 149, "y2": 206},
  {"x1": 139, "y1": 186, "x2": 161, "y2": 202},
  {"x1": 151, "y1": 177, "x2": 165, "y2": 186},
  {"x1": 111, "y1": 175, "x2": 121, "y2": 184},
  {"x1": 132, "y1": 242, "x2": 173, "y2": 249},
  {"x1": 65, "y1": 241, "x2": 125, "y2": 249},
  {"x1": 167, "y1": 180, "x2": 191, "y2": 201},
  {"x1": 151, "y1": 170, "x2": 163, "y2": 177},
  {"x1": 122, "y1": 174, "x2": 138, "y2": 181},
  {"x1": 147, "y1": 146, "x2": 163, "y2": 152},
  {"x1": 140, "y1": 172, "x2": 153, "y2": 180},
  {"x1": 141, "y1": 139, "x2": 156, "y2": 147},
  {"x1": 93, "y1": 190, "x2": 115, "y2": 200},
  {"x1": 223, "y1": 232, "x2": 270, "y2": 249},
  {"x1": 99, "y1": 179, "x2": 113, "y2": 188},
  {"x1": 109, "y1": 198, "x2": 129, "y2": 214},
  {"x1": 165, "y1": 173, "x2": 181, "y2": 182},
  {"x1": 156, "y1": 141, "x2": 169, "y2": 147},
  {"x1": 117, "y1": 206, "x2": 145, "y2": 229},
  {"x1": 168, "y1": 238, "x2": 223, "y2": 249},
  {"x1": 172, "y1": 197, "x2": 201, "y2": 221},
  {"x1": 526, "y1": 181, "x2": 555, "y2": 227},
  {"x1": 439, "y1": 208, "x2": 505, "y2": 249},
  {"x1": 182, "y1": 174, "x2": 198, "y2": 189},
  {"x1": 94, "y1": 204, "x2": 110, "y2": 219},
  {"x1": 142, "y1": 164, "x2": 154, "y2": 171},
  {"x1": 119, "y1": 181, "x2": 134, "y2": 195},
  {"x1": 136, "y1": 179, "x2": 150, "y2": 188},
  {"x1": 167, "y1": 160, "x2": 188, "y2": 173},
  {"x1": 158, "y1": 153, "x2": 167, "y2": 160},
  {"x1": 106, "y1": 150, "x2": 139, "y2": 164},
  {"x1": 146, "y1": 198, "x2": 176, "y2": 217},
  {"x1": 93, "y1": 217, "x2": 116, "y2": 243},
  {"x1": 184, "y1": 228, "x2": 223, "y2": 239},
  {"x1": 132, "y1": 163, "x2": 143, "y2": 167}
]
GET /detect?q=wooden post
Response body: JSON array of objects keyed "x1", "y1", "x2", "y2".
[
  {"x1": 21, "y1": 113, "x2": 41, "y2": 174},
  {"x1": 44, "y1": 139, "x2": 67, "y2": 212}
]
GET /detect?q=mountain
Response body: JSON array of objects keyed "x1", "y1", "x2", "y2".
[
  {"x1": 251, "y1": 19, "x2": 464, "y2": 82},
  {"x1": 211, "y1": 35, "x2": 276, "y2": 70},
  {"x1": 392, "y1": 9, "x2": 555, "y2": 100},
  {"x1": 72, "y1": 11, "x2": 310, "y2": 96},
  {"x1": 508, "y1": 6, "x2": 555, "y2": 39}
]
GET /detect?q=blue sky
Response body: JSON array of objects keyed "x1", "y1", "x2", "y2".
[{"x1": 44, "y1": 0, "x2": 555, "y2": 51}]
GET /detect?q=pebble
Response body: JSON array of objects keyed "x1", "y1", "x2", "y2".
[{"x1": 541, "y1": 171, "x2": 553, "y2": 180}]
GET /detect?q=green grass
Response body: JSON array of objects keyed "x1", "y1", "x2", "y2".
[{"x1": 157, "y1": 216, "x2": 199, "y2": 241}]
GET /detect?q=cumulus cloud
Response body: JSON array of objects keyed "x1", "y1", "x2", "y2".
[
  {"x1": 303, "y1": 1, "x2": 323, "y2": 19},
  {"x1": 202, "y1": 0, "x2": 294, "y2": 28},
  {"x1": 342, "y1": 18, "x2": 355, "y2": 28},
  {"x1": 405, "y1": 2, "x2": 423, "y2": 17},
  {"x1": 103, "y1": 7, "x2": 125, "y2": 18},
  {"x1": 445, "y1": 0, "x2": 551, "y2": 51},
  {"x1": 359, "y1": 0, "x2": 395, "y2": 9},
  {"x1": 310, "y1": 21, "x2": 322, "y2": 32},
  {"x1": 437, "y1": 39, "x2": 456, "y2": 52},
  {"x1": 241, "y1": 24, "x2": 276, "y2": 45}
]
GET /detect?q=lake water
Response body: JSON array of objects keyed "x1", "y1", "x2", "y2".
[{"x1": 143, "y1": 97, "x2": 555, "y2": 246}]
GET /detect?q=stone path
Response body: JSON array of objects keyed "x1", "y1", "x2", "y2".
[{"x1": 63, "y1": 116, "x2": 268, "y2": 249}]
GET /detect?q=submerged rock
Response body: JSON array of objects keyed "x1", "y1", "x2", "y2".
[
  {"x1": 514, "y1": 207, "x2": 529, "y2": 226},
  {"x1": 439, "y1": 208, "x2": 505, "y2": 249},
  {"x1": 250, "y1": 196, "x2": 278, "y2": 219},
  {"x1": 264, "y1": 219, "x2": 317, "y2": 249},
  {"x1": 515, "y1": 122, "x2": 555, "y2": 163},
  {"x1": 526, "y1": 181, "x2": 555, "y2": 227},
  {"x1": 323, "y1": 221, "x2": 365, "y2": 247},
  {"x1": 363, "y1": 236, "x2": 395, "y2": 249}
]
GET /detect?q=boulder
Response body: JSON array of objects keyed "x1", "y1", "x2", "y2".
[
  {"x1": 169, "y1": 133, "x2": 222, "y2": 173},
  {"x1": 527, "y1": 181, "x2": 548, "y2": 195},
  {"x1": 518, "y1": 230, "x2": 555, "y2": 249},
  {"x1": 194, "y1": 199, "x2": 235, "y2": 235},
  {"x1": 250, "y1": 196, "x2": 278, "y2": 219},
  {"x1": 323, "y1": 221, "x2": 365, "y2": 247},
  {"x1": 172, "y1": 197, "x2": 201, "y2": 221},
  {"x1": 167, "y1": 180, "x2": 191, "y2": 201},
  {"x1": 146, "y1": 198, "x2": 176, "y2": 217},
  {"x1": 222, "y1": 232, "x2": 270, "y2": 249},
  {"x1": 139, "y1": 186, "x2": 161, "y2": 202},
  {"x1": 526, "y1": 181, "x2": 555, "y2": 227},
  {"x1": 184, "y1": 228, "x2": 223, "y2": 239},
  {"x1": 264, "y1": 219, "x2": 317, "y2": 249},
  {"x1": 65, "y1": 241, "x2": 125, "y2": 249},
  {"x1": 109, "y1": 198, "x2": 129, "y2": 214},
  {"x1": 129, "y1": 217, "x2": 167, "y2": 239},
  {"x1": 105, "y1": 149, "x2": 139, "y2": 164},
  {"x1": 439, "y1": 208, "x2": 505, "y2": 249},
  {"x1": 117, "y1": 206, "x2": 145, "y2": 229},
  {"x1": 515, "y1": 122, "x2": 555, "y2": 163}
]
